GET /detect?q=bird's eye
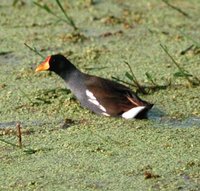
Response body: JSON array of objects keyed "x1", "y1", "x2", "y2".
[{"x1": 52, "y1": 58, "x2": 56, "y2": 64}]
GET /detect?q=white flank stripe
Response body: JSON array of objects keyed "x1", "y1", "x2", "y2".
[
  {"x1": 86, "y1": 90, "x2": 107, "y2": 112},
  {"x1": 99, "y1": 105, "x2": 106, "y2": 112},
  {"x1": 102, "y1": 112, "x2": 110, "y2": 116},
  {"x1": 122, "y1": 106, "x2": 145, "y2": 119},
  {"x1": 86, "y1": 90, "x2": 96, "y2": 100},
  {"x1": 88, "y1": 99, "x2": 99, "y2": 106}
]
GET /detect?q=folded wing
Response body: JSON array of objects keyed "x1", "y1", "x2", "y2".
[{"x1": 85, "y1": 75, "x2": 153, "y2": 118}]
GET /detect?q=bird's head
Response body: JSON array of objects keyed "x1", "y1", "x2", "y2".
[{"x1": 35, "y1": 54, "x2": 76, "y2": 76}]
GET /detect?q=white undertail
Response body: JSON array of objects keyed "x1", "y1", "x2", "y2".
[{"x1": 122, "y1": 106, "x2": 146, "y2": 119}]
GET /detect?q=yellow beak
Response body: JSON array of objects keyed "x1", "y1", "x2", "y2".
[{"x1": 35, "y1": 56, "x2": 51, "y2": 72}]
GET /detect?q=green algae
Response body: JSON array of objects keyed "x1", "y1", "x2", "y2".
[{"x1": 0, "y1": 0, "x2": 200, "y2": 190}]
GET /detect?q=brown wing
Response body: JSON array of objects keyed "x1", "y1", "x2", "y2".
[{"x1": 85, "y1": 75, "x2": 148, "y2": 116}]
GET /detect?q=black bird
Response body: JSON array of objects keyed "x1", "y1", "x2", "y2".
[{"x1": 35, "y1": 54, "x2": 153, "y2": 119}]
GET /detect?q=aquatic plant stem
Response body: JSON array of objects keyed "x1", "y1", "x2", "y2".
[
  {"x1": 24, "y1": 43, "x2": 44, "y2": 58},
  {"x1": 160, "y1": 44, "x2": 193, "y2": 84},
  {"x1": 124, "y1": 61, "x2": 147, "y2": 94},
  {"x1": 34, "y1": 1, "x2": 78, "y2": 31},
  {"x1": 16, "y1": 123, "x2": 22, "y2": 148},
  {"x1": 162, "y1": 0, "x2": 190, "y2": 18}
]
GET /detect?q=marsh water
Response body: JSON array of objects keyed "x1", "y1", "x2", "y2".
[{"x1": 0, "y1": 113, "x2": 200, "y2": 129}]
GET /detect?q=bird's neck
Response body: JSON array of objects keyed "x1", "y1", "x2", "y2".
[
  {"x1": 65, "y1": 70, "x2": 86, "y2": 99},
  {"x1": 56, "y1": 65, "x2": 78, "y2": 81}
]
